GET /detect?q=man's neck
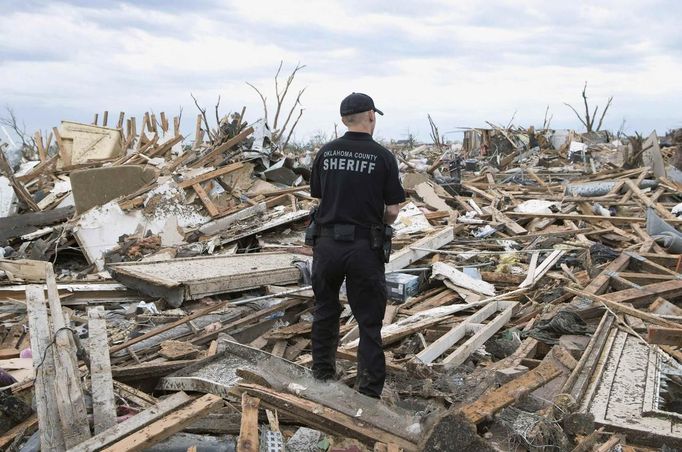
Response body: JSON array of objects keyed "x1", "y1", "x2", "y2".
[{"x1": 346, "y1": 126, "x2": 373, "y2": 135}]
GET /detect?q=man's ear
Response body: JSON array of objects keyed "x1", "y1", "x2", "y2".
[{"x1": 368, "y1": 111, "x2": 375, "y2": 123}]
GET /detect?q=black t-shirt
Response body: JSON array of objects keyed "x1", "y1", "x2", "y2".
[{"x1": 310, "y1": 131, "x2": 406, "y2": 227}]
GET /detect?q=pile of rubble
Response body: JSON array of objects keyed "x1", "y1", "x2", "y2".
[{"x1": 0, "y1": 110, "x2": 681, "y2": 451}]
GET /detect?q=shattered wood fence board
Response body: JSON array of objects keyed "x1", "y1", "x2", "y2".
[{"x1": 108, "y1": 252, "x2": 304, "y2": 307}]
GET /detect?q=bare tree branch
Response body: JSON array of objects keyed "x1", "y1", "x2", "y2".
[
  {"x1": 190, "y1": 93, "x2": 214, "y2": 143},
  {"x1": 581, "y1": 81, "x2": 592, "y2": 131},
  {"x1": 282, "y1": 108, "x2": 304, "y2": 151},
  {"x1": 214, "y1": 95, "x2": 221, "y2": 128},
  {"x1": 273, "y1": 62, "x2": 306, "y2": 130},
  {"x1": 246, "y1": 82, "x2": 268, "y2": 125},
  {"x1": 542, "y1": 105, "x2": 551, "y2": 129},
  {"x1": 0, "y1": 107, "x2": 36, "y2": 152},
  {"x1": 563, "y1": 102, "x2": 589, "y2": 129},
  {"x1": 276, "y1": 87, "x2": 306, "y2": 143},
  {"x1": 596, "y1": 96, "x2": 613, "y2": 131}
]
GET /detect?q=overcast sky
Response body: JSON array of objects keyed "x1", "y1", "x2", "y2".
[{"x1": 1, "y1": 0, "x2": 680, "y2": 144}]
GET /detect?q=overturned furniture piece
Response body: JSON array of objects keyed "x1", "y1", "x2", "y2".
[{"x1": 108, "y1": 252, "x2": 304, "y2": 307}]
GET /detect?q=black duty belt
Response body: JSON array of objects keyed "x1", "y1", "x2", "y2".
[{"x1": 317, "y1": 225, "x2": 372, "y2": 240}]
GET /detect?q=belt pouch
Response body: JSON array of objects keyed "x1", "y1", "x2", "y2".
[{"x1": 333, "y1": 224, "x2": 355, "y2": 241}]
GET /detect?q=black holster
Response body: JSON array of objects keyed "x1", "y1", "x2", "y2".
[
  {"x1": 305, "y1": 207, "x2": 319, "y2": 246},
  {"x1": 370, "y1": 224, "x2": 393, "y2": 263}
]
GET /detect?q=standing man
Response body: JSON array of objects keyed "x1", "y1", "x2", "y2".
[{"x1": 309, "y1": 93, "x2": 405, "y2": 398}]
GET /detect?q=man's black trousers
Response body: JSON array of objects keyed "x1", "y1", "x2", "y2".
[{"x1": 311, "y1": 236, "x2": 387, "y2": 398}]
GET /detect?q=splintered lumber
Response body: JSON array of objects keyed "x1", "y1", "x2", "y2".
[
  {"x1": 237, "y1": 393, "x2": 261, "y2": 452},
  {"x1": 385, "y1": 226, "x2": 455, "y2": 272},
  {"x1": 25, "y1": 285, "x2": 66, "y2": 451},
  {"x1": 460, "y1": 360, "x2": 562, "y2": 424},
  {"x1": 0, "y1": 206, "x2": 74, "y2": 242},
  {"x1": 647, "y1": 326, "x2": 682, "y2": 345},
  {"x1": 415, "y1": 301, "x2": 516, "y2": 366},
  {"x1": 441, "y1": 302, "x2": 514, "y2": 368},
  {"x1": 567, "y1": 287, "x2": 680, "y2": 329},
  {"x1": 238, "y1": 383, "x2": 418, "y2": 451},
  {"x1": 193, "y1": 182, "x2": 220, "y2": 217},
  {"x1": 68, "y1": 392, "x2": 192, "y2": 452},
  {"x1": 599, "y1": 279, "x2": 682, "y2": 308},
  {"x1": 45, "y1": 264, "x2": 91, "y2": 447},
  {"x1": 191, "y1": 126, "x2": 254, "y2": 168},
  {"x1": 101, "y1": 394, "x2": 222, "y2": 452},
  {"x1": 88, "y1": 306, "x2": 117, "y2": 434},
  {"x1": 177, "y1": 162, "x2": 244, "y2": 189}
]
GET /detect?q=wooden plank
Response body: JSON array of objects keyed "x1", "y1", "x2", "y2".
[
  {"x1": 506, "y1": 212, "x2": 666, "y2": 224},
  {"x1": 112, "y1": 380, "x2": 158, "y2": 408},
  {"x1": 238, "y1": 383, "x2": 418, "y2": 451},
  {"x1": 649, "y1": 297, "x2": 682, "y2": 316},
  {"x1": 567, "y1": 287, "x2": 680, "y2": 329},
  {"x1": 460, "y1": 361, "x2": 562, "y2": 424},
  {"x1": 442, "y1": 302, "x2": 516, "y2": 367},
  {"x1": 237, "y1": 393, "x2": 260, "y2": 452},
  {"x1": 0, "y1": 206, "x2": 74, "y2": 242},
  {"x1": 68, "y1": 391, "x2": 191, "y2": 452},
  {"x1": 190, "y1": 298, "x2": 307, "y2": 346},
  {"x1": 193, "y1": 183, "x2": 220, "y2": 217},
  {"x1": 191, "y1": 126, "x2": 254, "y2": 168},
  {"x1": 88, "y1": 306, "x2": 117, "y2": 434},
  {"x1": 178, "y1": 162, "x2": 244, "y2": 189},
  {"x1": 109, "y1": 299, "x2": 235, "y2": 353},
  {"x1": 647, "y1": 326, "x2": 682, "y2": 345},
  {"x1": 34, "y1": 130, "x2": 46, "y2": 161},
  {"x1": 415, "y1": 302, "x2": 498, "y2": 364},
  {"x1": 101, "y1": 394, "x2": 222, "y2": 452},
  {"x1": 25, "y1": 285, "x2": 66, "y2": 451},
  {"x1": 385, "y1": 227, "x2": 455, "y2": 272},
  {"x1": 599, "y1": 280, "x2": 682, "y2": 308},
  {"x1": 45, "y1": 264, "x2": 91, "y2": 447}
]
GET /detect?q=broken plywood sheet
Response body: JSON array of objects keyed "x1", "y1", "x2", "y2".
[
  {"x1": 580, "y1": 328, "x2": 682, "y2": 448},
  {"x1": 415, "y1": 182, "x2": 452, "y2": 212},
  {"x1": 641, "y1": 131, "x2": 666, "y2": 179},
  {"x1": 70, "y1": 165, "x2": 156, "y2": 214},
  {"x1": 432, "y1": 261, "x2": 496, "y2": 297},
  {"x1": 58, "y1": 121, "x2": 123, "y2": 168},
  {"x1": 108, "y1": 252, "x2": 304, "y2": 307}
]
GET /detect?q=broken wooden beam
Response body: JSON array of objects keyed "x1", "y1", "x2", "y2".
[
  {"x1": 100, "y1": 394, "x2": 222, "y2": 452},
  {"x1": 236, "y1": 393, "x2": 260, "y2": 452},
  {"x1": 68, "y1": 392, "x2": 191, "y2": 452},
  {"x1": 460, "y1": 360, "x2": 562, "y2": 424},
  {"x1": 647, "y1": 325, "x2": 682, "y2": 345},
  {"x1": 88, "y1": 306, "x2": 117, "y2": 434}
]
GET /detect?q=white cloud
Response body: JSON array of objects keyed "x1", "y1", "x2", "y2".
[{"x1": 0, "y1": 0, "x2": 680, "y2": 144}]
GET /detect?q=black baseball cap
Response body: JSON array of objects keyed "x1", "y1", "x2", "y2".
[{"x1": 340, "y1": 92, "x2": 384, "y2": 116}]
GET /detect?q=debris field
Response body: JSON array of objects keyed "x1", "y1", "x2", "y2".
[{"x1": 0, "y1": 108, "x2": 681, "y2": 452}]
